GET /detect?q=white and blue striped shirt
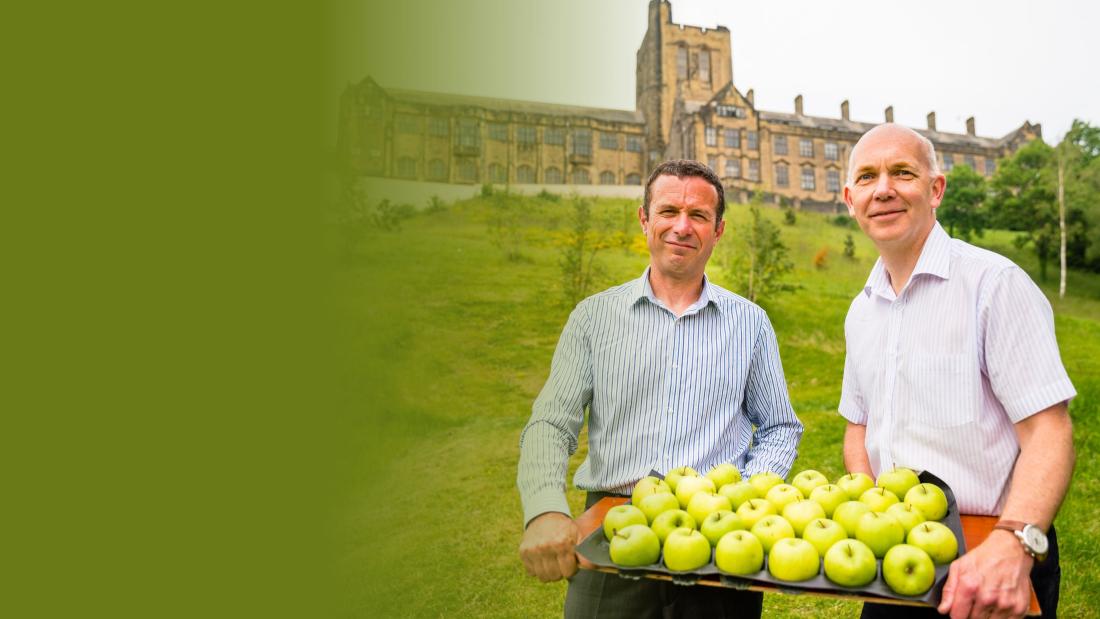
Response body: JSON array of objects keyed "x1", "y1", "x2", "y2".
[
  {"x1": 840, "y1": 222, "x2": 1076, "y2": 515},
  {"x1": 518, "y1": 269, "x2": 803, "y2": 526}
]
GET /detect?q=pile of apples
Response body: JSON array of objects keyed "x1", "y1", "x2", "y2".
[{"x1": 602, "y1": 465, "x2": 959, "y2": 596}]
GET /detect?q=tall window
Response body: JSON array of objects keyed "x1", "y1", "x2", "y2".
[
  {"x1": 799, "y1": 139, "x2": 814, "y2": 158},
  {"x1": 600, "y1": 171, "x2": 616, "y2": 185},
  {"x1": 427, "y1": 159, "x2": 447, "y2": 181},
  {"x1": 458, "y1": 159, "x2": 477, "y2": 182},
  {"x1": 489, "y1": 163, "x2": 507, "y2": 183},
  {"x1": 571, "y1": 168, "x2": 590, "y2": 184},
  {"x1": 457, "y1": 119, "x2": 479, "y2": 148},
  {"x1": 517, "y1": 125, "x2": 536, "y2": 146},
  {"x1": 698, "y1": 50, "x2": 710, "y2": 83},
  {"x1": 725, "y1": 128, "x2": 740, "y2": 148},
  {"x1": 626, "y1": 135, "x2": 643, "y2": 152},
  {"x1": 801, "y1": 166, "x2": 815, "y2": 190},
  {"x1": 748, "y1": 159, "x2": 760, "y2": 181},
  {"x1": 488, "y1": 123, "x2": 508, "y2": 142},
  {"x1": 544, "y1": 127, "x2": 564, "y2": 145},
  {"x1": 572, "y1": 129, "x2": 592, "y2": 156},
  {"x1": 725, "y1": 158, "x2": 740, "y2": 179},
  {"x1": 985, "y1": 159, "x2": 996, "y2": 176},
  {"x1": 965, "y1": 155, "x2": 976, "y2": 170},
  {"x1": 544, "y1": 167, "x2": 562, "y2": 184},
  {"x1": 516, "y1": 164, "x2": 535, "y2": 183},
  {"x1": 827, "y1": 169, "x2": 840, "y2": 192},
  {"x1": 600, "y1": 133, "x2": 619, "y2": 150},
  {"x1": 775, "y1": 164, "x2": 789, "y2": 187},
  {"x1": 774, "y1": 135, "x2": 788, "y2": 155},
  {"x1": 396, "y1": 157, "x2": 417, "y2": 178},
  {"x1": 677, "y1": 47, "x2": 688, "y2": 79},
  {"x1": 717, "y1": 105, "x2": 743, "y2": 118},
  {"x1": 824, "y1": 142, "x2": 839, "y2": 161},
  {"x1": 708, "y1": 157, "x2": 718, "y2": 173},
  {"x1": 747, "y1": 131, "x2": 758, "y2": 150},
  {"x1": 625, "y1": 173, "x2": 642, "y2": 185},
  {"x1": 943, "y1": 153, "x2": 954, "y2": 171},
  {"x1": 396, "y1": 115, "x2": 421, "y2": 134},
  {"x1": 429, "y1": 117, "x2": 449, "y2": 137},
  {"x1": 705, "y1": 126, "x2": 716, "y2": 146}
]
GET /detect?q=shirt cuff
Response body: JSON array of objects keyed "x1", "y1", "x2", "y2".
[
  {"x1": 838, "y1": 400, "x2": 867, "y2": 425},
  {"x1": 1001, "y1": 379, "x2": 1077, "y2": 423},
  {"x1": 522, "y1": 488, "x2": 573, "y2": 529}
]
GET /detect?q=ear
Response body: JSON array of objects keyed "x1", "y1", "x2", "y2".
[
  {"x1": 929, "y1": 174, "x2": 947, "y2": 210},
  {"x1": 714, "y1": 218, "x2": 725, "y2": 242},
  {"x1": 843, "y1": 185, "x2": 856, "y2": 217},
  {"x1": 638, "y1": 205, "x2": 648, "y2": 232}
]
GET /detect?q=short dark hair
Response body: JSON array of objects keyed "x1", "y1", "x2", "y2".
[{"x1": 642, "y1": 159, "x2": 726, "y2": 227}]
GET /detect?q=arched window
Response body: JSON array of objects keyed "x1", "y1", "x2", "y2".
[
  {"x1": 396, "y1": 157, "x2": 417, "y2": 179},
  {"x1": 458, "y1": 159, "x2": 478, "y2": 182},
  {"x1": 427, "y1": 159, "x2": 447, "y2": 181},
  {"x1": 625, "y1": 173, "x2": 642, "y2": 185},
  {"x1": 489, "y1": 163, "x2": 507, "y2": 184},
  {"x1": 571, "y1": 168, "x2": 590, "y2": 184},
  {"x1": 600, "y1": 171, "x2": 616, "y2": 185},
  {"x1": 544, "y1": 167, "x2": 563, "y2": 184},
  {"x1": 516, "y1": 165, "x2": 535, "y2": 183}
]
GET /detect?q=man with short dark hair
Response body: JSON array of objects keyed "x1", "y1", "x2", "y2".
[
  {"x1": 840, "y1": 124, "x2": 1076, "y2": 619},
  {"x1": 518, "y1": 160, "x2": 803, "y2": 618}
]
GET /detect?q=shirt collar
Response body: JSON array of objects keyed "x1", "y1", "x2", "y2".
[
  {"x1": 863, "y1": 221, "x2": 952, "y2": 299},
  {"x1": 633, "y1": 267, "x2": 720, "y2": 315}
]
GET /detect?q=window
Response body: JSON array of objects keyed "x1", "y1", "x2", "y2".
[
  {"x1": 825, "y1": 142, "x2": 839, "y2": 161},
  {"x1": 725, "y1": 158, "x2": 740, "y2": 179},
  {"x1": 396, "y1": 157, "x2": 417, "y2": 178},
  {"x1": 747, "y1": 131, "x2": 758, "y2": 150},
  {"x1": 717, "y1": 105, "x2": 744, "y2": 118},
  {"x1": 626, "y1": 135, "x2": 643, "y2": 152},
  {"x1": 571, "y1": 168, "x2": 590, "y2": 184},
  {"x1": 827, "y1": 169, "x2": 840, "y2": 192},
  {"x1": 544, "y1": 127, "x2": 564, "y2": 145},
  {"x1": 572, "y1": 129, "x2": 592, "y2": 156},
  {"x1": 396, "y1": 115, "x2": 421, "y2": 134},
  {"x1": 965, "y1": 155, "x2": 976, "y2": 171},
  {"x1": 748, "y1": 159, "x2": 760, "y2": 181},
  {"x1": 457, "y1": 119, "x2": 479, "y2": 148},
  {"x1": 600, "y1": 171, "x2": 616, "y2": 185},
  {"x1": 801, "y1": 166, "x2": 816, "y2": 190},
  {"x1": 985, "y1": 159, "x2": 996, "y2": 176},
  {"x1": 800, "y1": 139, "x2": 814, "y2": 158},
  {"x1": 705, "y1": 126, "x2": 716, "y2": 146},
  {"x1": 516, "y1": 164, "x2": 535, "y2": 183},
  {"x1": 458, "y1": 159, "x2": 478, "y2": 182},
  {"x1": 429, "y1": 117, "x2": 449, "y2": 137},
  {"x1": 489, "y1": 163, "x2": 507, "y2": 183},
  {"x1": 724, "y1": 128, "x2": 740, "y2": 148},
  {"x1": 488, "y1": 123, "x2": 508, "y2": 142},
  {"x1": 774, "y1": 135, "x2": 788, "y2": 155},
  {"x1": 600, "y1": 133, "x2": 619, "y2": 150},
  {"x1": 625, "y1": 173, "x2": 642, "y2": 185},
  {"x1": 708, "y1": 157, "x2": 718, "y2": 173},
  {"x1": 677, "y1": 46, "x2": 688, "y2": 79},
  {"x1": 943, "y1": 154, "x2": 954, "y2": 171},
  {"x1": 517, "y1": 125, "x2": 537, "y2": 146},
  {"x1": 775, "y1": 164, "x2": 789, "y2": 187},
  {"x1": 544, "y1": 167, "x2": 562, "y2": 184},
  {"x1": 698, "y1": 50, "x2": 710, "y2": 83},
  {"x1": 427, "y1": 159, "x2": 447, "y2": 181}
]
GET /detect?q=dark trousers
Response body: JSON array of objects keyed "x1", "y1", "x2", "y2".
[
  {"x1": 564, "y1": 492, "x2": 763, "y2": 619},
  {"x1": 860, "y1": 525, "x2": 1061, "y2": 618}
]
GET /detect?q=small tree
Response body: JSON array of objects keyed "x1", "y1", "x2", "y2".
[
  {"x1": 559, "y1": 197, "x2": 607, "y2": 306},
  {"x1": 939, "y1": 164, "x2": 988, "y2": 241},
  {"x1": 487, "y1": 191, "x2": 525, "y2": 261},
  {"x1": 843, "y1": 233, "x2": 856, "y2": 260},
  {"x1": 989, "y1": 140, "x2": 1057, "y2": 281},
  {"x1": 728, "y1": 197, "x2": 798, "y2": 303},
  {"x1": 783, "y1": 206, "x2": 797, "y2": 226}
]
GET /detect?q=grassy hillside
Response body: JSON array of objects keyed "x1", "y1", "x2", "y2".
[{"x1": 334, "y1": 192, "x2": 1099, "y2": 618}]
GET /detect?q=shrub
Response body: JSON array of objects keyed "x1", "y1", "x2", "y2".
[{"x1": 813, "y1": 246, "x2": 829, "y2": 269}]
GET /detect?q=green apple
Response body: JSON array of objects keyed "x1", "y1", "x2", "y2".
[
  {"x1": 876, "y1": 467, "x2": 921, "y2": 502},
  {"x1": 651, "y1": 509, "x2": 696, "y2": 544},
  {"x1": 664, "y1": 466, "x2": 699, "y2": 492},
  {"x1": 609, "y1": 524, "x2": 661, "y2": 567},
  {"x1": 781, "y1": 499, "x2": 826, "y2": 537},
  {"x1": 823, "y1": 539, "x2": 877, "y2": 587},
  {"x1": 706, "y1": 463, "x2": 742, "y2": 489},
  {"x1": 750, "y1": 514, "x2": 795, "y2": 553},
  {"x1": 886, "y1": 502, "x2": 927, "y2": 535},
  {"x1": 767, "y1": 538, "x2": 820, "y2": 582},
  {"x1": 748, "y1": 471, "x2": 784, "y2": 497},
  {"x1": 904, "y1": 483, "x2": 949, "y2": 521},
  {"x1": 637, "y1": 491, "x2": 680, "y2": 524},
  {"x1": 809, "y1": 483, "x2": 849, "y2": 518},
  {"x1": 855, "y1": 511, "x2": 906, "y2": 558},
  {"x1": 765, "y1": 483, "x2": 804, "y2": 513},
  {"x1": 715, "y1": 529, "x2": 764, "y2": 575},
  {"x1": 882, "y1": 544, "x2": 936, "y2": 596},
  {"x1": 662, "y1": 527, "x2": 712, "y2": 572},
  {"x1": 675, "y1": 475, "x2": 717, "y2": 509},
  {"x1": 791, "y1": 469, "x2": 829, "y2": 498},
  {"x1": 907, "y1": 521, "x2": 958, "y2": 564},
  {"x1": 736, "y1": 498, "x2": 777, "y2": 529},
  {"x1": 802, "y1": 518, "x2": 848, "y2": 557},
  {"x1": 631, "y1": 476, "x2": 672, "y2": 506},
  {"x1": 687, "y1": 490, "x2": 732, "y2": 526},
  {"x1": 859, "y1": 487, "x2": 900, "y2": 513},
  {"x1": 833, "y1": 500, "x2": 872, "y2": 537},
  {"x1": 718, "y1": 480, "x2": 759, "y2": 510},
  {"x1": 836, "y1": 472, "x2": 875, "y2": 500},
  {"x1": 603, "y1": 504, "x2": 647, "y2": 540},
  {"x1": 700, "y1": 510, "x2": 745, "y2": 546}
]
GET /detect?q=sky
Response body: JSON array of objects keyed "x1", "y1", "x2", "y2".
[{"x1": 333, "y1": 0, "x2": 1099, "y2": 143}]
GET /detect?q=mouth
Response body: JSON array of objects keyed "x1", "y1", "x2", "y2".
[
  {"x1": 869, "y1": 208, "x2": 906, "y2": 219},
  {"x1": 664, "y1": 239, "x2": 696, "y2": 250}
]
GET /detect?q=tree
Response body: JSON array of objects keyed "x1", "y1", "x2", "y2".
[
  {"x1": 559, "y1": 197, "x2": 608, "y2": 307},
  {"x1": 988, "y1": 140, "x2": 1057, "y2": 281},
  {"x1": 1057, "y1": 120, "x2": 1100, "y2": 282},
  {"x1": 723, "y1": 197, "x2": 797, "y2": 303},
  {"x1": 938, "y1": 164, "x2": 988, "y2": 241}
]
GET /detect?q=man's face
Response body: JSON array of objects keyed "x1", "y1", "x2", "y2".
[
  {"x1": 844, "y1": 126, "x2": 946, "y2": 252},
  {"x1": 639, "y1": 174, "x2": 724, "y2": 280}
]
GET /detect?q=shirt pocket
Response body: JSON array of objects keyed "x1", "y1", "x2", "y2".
[{"x1": 903, "y1": 353, "x2": 978, "y2": 428}]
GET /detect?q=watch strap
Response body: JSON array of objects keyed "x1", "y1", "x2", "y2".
[{"x1": 993, "y1": 519, "x2": 1027, "y2": 532}]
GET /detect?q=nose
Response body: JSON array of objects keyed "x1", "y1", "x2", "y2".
[
  {"x1": 671, "y1": 212, "x2": 693, "y2": 236},
  {"x1": 873, "y1": 174, "x2": 894, "y2": 200}
]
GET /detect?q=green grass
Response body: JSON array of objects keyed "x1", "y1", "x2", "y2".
[{"x1": 334, "y1": 193, "x2": 1100, "y2": 618}]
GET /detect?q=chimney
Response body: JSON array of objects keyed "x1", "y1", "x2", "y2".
[
  {"x1": 926, "y1": 112, "x2": 937, "y2": 131},
  {"x1": 841, "y1": 100, "x2": 849, "y2": 121},
  {"x1": 885, "y1": 106, "x2": 893, "y2": 123},
  {"x1": 966, "y1": 116, "x2": 975, "y2": 136},
  {"x1": 746, "y1": 88, "x2": 754, "y2": 106},
  {"x1": 795, "y1": 94, "x2": 803, "y2": 116}
]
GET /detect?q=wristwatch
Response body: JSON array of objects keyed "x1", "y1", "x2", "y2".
[{"x1": 993, "y1": 520, "x2": 1049, "y2": 561}]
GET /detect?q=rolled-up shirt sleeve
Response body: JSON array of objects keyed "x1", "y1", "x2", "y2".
[{"x1": 741, "y1": 312, "x2": 803, "y2": 479}]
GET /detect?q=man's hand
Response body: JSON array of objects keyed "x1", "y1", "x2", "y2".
[
  {"x1": 937, "y1": 529, "x2": 1034, "y2": 619},
  {"x1": 519, "y1": 512, "x2": 580, "y2": 582}
]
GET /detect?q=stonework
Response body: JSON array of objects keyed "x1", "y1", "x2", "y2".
[{"x1": 338, "y1": 0, "x2": 1040, "y2": 210}]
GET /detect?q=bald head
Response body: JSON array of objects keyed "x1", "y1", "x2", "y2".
[{"x1": 846, "y1": 123, "x2": 940, "y2": 185}]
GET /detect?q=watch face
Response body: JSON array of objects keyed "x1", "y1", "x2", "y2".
[{"x1": 1023, "y1": 525, "x2": 1049, "y2": 553}]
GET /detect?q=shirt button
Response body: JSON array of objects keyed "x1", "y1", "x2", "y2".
[{"x1": 672, "y1": 363, "x2": 679, "y2": 369}]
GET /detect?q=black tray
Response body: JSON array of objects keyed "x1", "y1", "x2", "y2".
[{"x1": 576, "y1": 470, "x2": 967, "y2": 605}]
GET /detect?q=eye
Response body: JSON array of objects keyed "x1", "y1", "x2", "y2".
[
  {"x1": 857, "y1": 172, "x2": 874, "y2": 182},
  {"x1": 895, "y1": 169, "x2": 915, "y2": 178}
]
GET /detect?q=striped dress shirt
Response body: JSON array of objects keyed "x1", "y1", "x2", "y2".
[
  {"x1": 839, "y1": 222, "x2": 1076, "y2": 516},
  {"x1": 518, "y1": 269, "x2": 803, "y2": 526}
]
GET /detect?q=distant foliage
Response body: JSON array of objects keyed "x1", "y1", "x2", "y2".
[
  {"x1": 813, "y1": 246, "x2": 829, "y2": 269},
  {"x1": 831, "y1": 214, "x2": 857, "y2": 229},
  {"x1": 426, "y1": 195, "x2": 447, "y2": 213},
  {"x1": 537, "y1": 189, "x2": 561, "y2": 202},
  {"x1": 487, "y1": 191, "x2": 527, "y2": 262},
  {"x1": 559, "y1": 197, "x2": 609, "y2": 306},
  {"x1": 939, "y1": 164, "x2": 988, "y2": 241},
  {"x1": 843, "y1": 233, "x2": 856, "y2": 260},
  {"x1": 334, "y1": 176, "x2": 414, "y2": 260},
  {"x1": 480, "y1": 183, "x2": 494, "y2": 198},
  {"x1": 783, "y1": 207, "x2": 797, "y2": 226},
  {"x1": 725, "y1": 197, "x2": 798, "y2": 303}
]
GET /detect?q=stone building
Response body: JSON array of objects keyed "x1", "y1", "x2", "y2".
[{"x1": 339, "y1": 0, "x2": 1040, "y2": 210}]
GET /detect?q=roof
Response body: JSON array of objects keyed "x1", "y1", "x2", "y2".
[{"x1": 758, "y1": 110, "x2": 1010, "y2": 150}]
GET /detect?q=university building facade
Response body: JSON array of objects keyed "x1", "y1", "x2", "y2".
[{"x1": 339, "y1": 0, "x2": 1040, "y2": 210}]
